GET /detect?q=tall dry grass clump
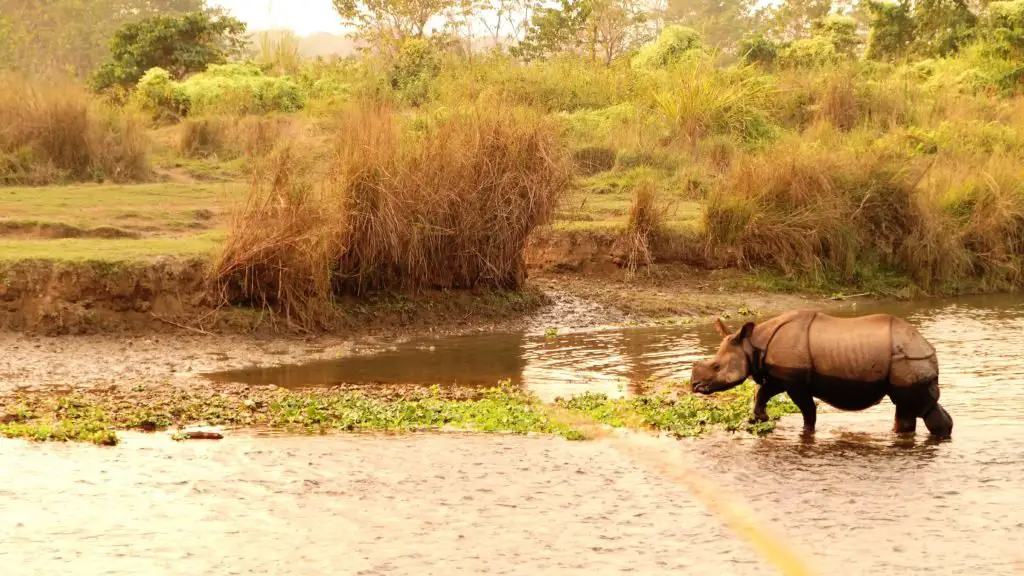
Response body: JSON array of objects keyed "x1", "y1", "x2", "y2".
[
  {"x1": 214, "y1": 101, "x2": 572, "y2": 329},
  {"x1": 177, "y1": 115, "x2": 301, "y2": 159},
  {"x1": 702, "y1": 143, "x2": 964, "y2": 287},
  {"x1": 931, "y1": 158, "x2": 1024, "y2": 288},
  {"x1": 0, "y1": 74, "x2": 149, "y2": 184},
  {"x1": 623, "y1": 179, "x2": 667, "y2": 276}
]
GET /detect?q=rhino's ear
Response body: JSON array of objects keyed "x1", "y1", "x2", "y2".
[
  {"x1": 714, "y1": 318, "x2": 730, "y2": 337},
  {"x1": 735, "y1": 322, "x2": 755, "y2": 342}
]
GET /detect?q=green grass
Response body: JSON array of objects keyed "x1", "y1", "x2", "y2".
[
  {"x1": 555, "y1": 169, "x2": 705, "y2": 233},
  {"x1": 0, "y1": 232, "x2": 225, "y2": 261},
  {"x1": 0, "y1": 183, "x2": 238, "y2": 235}
]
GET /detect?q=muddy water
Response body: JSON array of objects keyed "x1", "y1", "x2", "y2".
[{"x1": 4, "y1": 294, "x2": 1024, "y2": 574}]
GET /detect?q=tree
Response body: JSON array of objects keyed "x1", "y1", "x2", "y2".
[
  {"x1": 332, "y1": 0, "x2": 456, "y2": 57},
  {"x1": 667, "y1": 0, "x2": 759, "y2": 50},
  {"x1": 0, "y1": 0, "x2": 205, "y2": 76},
  {"x1": 513, "y1": 0, "x2": 656, "y2": 63},
  {"x1": 912, "y1": 0, "x2": 977, "y2": 56},
  {"x1": 477, "y1": 0, "x2": 539, "y2": 47},
  {"x1": 89, "y1": 10, "x2": 247, "y2": 92},
  {"x1": 513, "y1": 0, "x2": 594, "y2": 60},
  {"x1": 769, "y1": 0, "x2": 834, "y2": 40}
]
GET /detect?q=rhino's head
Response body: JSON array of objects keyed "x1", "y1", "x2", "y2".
[{"x1": 690, "y1": 318, "x2": 756, "y2": 395}]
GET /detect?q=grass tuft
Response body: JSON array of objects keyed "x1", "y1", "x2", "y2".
[
  {"x1": 0, "y1": 73, "x2": 149, "y2": 185},
  {"x1": 214, "y1": 101, "x2": 572, "y2": 329}
]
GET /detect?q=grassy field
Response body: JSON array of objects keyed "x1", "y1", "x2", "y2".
[
  {"x1": 3, "y1": 14, "x2": 1024, "y2": 332},
  {"x1": 0, "y1": 182, "x2": 238, "y2": 260}
]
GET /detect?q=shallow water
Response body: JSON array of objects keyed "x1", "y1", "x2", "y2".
[
  {"x1": 204, "y1": 293, "x2": 1024, "y2": 573},
  {"x1": 4, "y1": 294, "x2": 1024, "y2": 574}
]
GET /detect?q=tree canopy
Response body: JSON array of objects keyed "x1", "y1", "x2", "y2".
[{"x1": 89, "y1": 9, "x2": 247, "y2": 92}]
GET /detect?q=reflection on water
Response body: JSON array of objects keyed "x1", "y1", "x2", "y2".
[{"x1": 206, "y1": 323, "x2": 723, "y2": 401}]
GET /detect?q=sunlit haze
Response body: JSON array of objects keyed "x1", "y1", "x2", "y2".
[{"x1": 211, "y1": 0, "x2": 347, "y2": 35}]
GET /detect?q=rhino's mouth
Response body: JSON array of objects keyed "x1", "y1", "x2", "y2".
[{"x1": 692, "y1": 379, "x2": 746, "y2": 395}]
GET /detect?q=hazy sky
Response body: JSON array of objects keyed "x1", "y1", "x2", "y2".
[{"x1": 211, "y1": 0, "x2": 347, "y2": 35}]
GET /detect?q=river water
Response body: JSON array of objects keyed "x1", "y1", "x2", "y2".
[{"x1": 2, "y1": 295, "x2": 1023, "y2": 574}]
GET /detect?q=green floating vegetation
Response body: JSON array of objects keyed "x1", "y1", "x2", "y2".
[
  {"x1": 0, "y1": 382, "x2": 799, "y2": 446},
  {"x1": 0, "y1": 398, "x2": 119, "y2": 446},
  {"x1": 556, "y1": 382, "x2": 800, "y2": 438}
]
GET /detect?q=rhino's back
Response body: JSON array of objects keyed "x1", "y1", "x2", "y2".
[
  {"x1": 760, "y1": 311, "x2": 937, "y2": 387},
  {"x1": 807, "y1": 313, "x2": 893, "y2": 383}
]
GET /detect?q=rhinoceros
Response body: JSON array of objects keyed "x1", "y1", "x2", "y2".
[{"x1": 689, "y1": 309, "x2": 953, "y2": 438}]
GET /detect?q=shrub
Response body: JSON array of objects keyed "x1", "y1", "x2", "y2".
[
  {"x1": 779, "y1": 37, "x2": 840, "y2": 68},
  {"x1": 912, "y1": 0, "x2": 977, "y2": 58},
  {"x1": 214, "y1": 101, "x2": 572, "y2": 329},
  {"x1": 983, "y1": 0, "x2": 1024, "y2": 59},
  {"x1": 388, "y1": 38, "x2": 442, "y2": 106},
  {"x1": 177, "y1": 63, "x2": 305, "y2": 116},
  {"x1": 0, "y1": 74, "x2": 149, "y2": 185},
  {"x1": 135, "y1": 63, "x2": 304, "y2": 118},
  {"x1": 811, "y1": 15, "x2": 862, "y2": 57},
  {"x1": 739, "y1": 33, "x2": 780, "y2": 66},
  {"x1": 631, "y1": 26, "x2": 705, "y2": 69},
  {"x1": 133, "y1": 67, "x2": 189, "y2": 120}
]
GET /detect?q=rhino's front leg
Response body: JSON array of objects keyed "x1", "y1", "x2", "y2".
[
  {"x1": 751, "y1": 381, "x2": 783, "y2": 423},
  {"x1": 788, "y1": 389, "x2": 817, "y2": 433}
]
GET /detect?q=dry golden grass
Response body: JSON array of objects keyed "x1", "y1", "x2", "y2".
[
  {"x1": 214, "y1": 101, "x2": 572, "y2": 329},
  {"x1": 623, "y1": 179, "x2": 667, "y2": 276},
  {"x1": 703, "y1": 140, "x2": 1024, "y2": 291},
  {"x1": 0, "y1": 73, "x2": 149, "y2": 185},
  {"x1": 177, "y1": 115, "x2": 301, "y2": 160}
]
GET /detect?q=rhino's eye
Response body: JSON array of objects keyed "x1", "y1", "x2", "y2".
[{"x1": 710, "y1": 362, "x2": 720, "y2": 371}]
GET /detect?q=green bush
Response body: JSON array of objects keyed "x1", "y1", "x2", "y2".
[
  {"x1": 387, "y1": 39, "x2": 442, "y2": 106},
  {"x1": 631, "y1": 26, "x2": 705, "y2": 69},
  {"x1": 812, "y1": 15, "x2": 862, "y2": 57},
  {"x1": 779, "y1": 37, "x2": 840, "y2": 68},
  {"x1": 984, "y1": 0, "x2": 1024, "y2": 58},
  {"x1": 739, "y1": 33, "x2": 780, "y2": 66},
  {"x1": 133, "y1": 67, "x2": 188, "y2": 119},
  {"x1": 134, "y1": 63, "x2": 304, "y2": 117}
]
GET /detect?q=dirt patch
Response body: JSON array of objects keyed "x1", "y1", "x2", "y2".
[{"x1": 0, "y1": 221, "x2": 140, "y2": 239}]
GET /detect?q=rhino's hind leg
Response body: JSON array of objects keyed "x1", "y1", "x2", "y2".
[
  {"x1": 893, "y1": 403, "x2": 917, "y2": 434},
  {"x1": 889, "y1": 378, "x2": 952, "y2": 439},
  {"x1": 923, "y1": 402, "x2": 953, "y2": 439}
]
